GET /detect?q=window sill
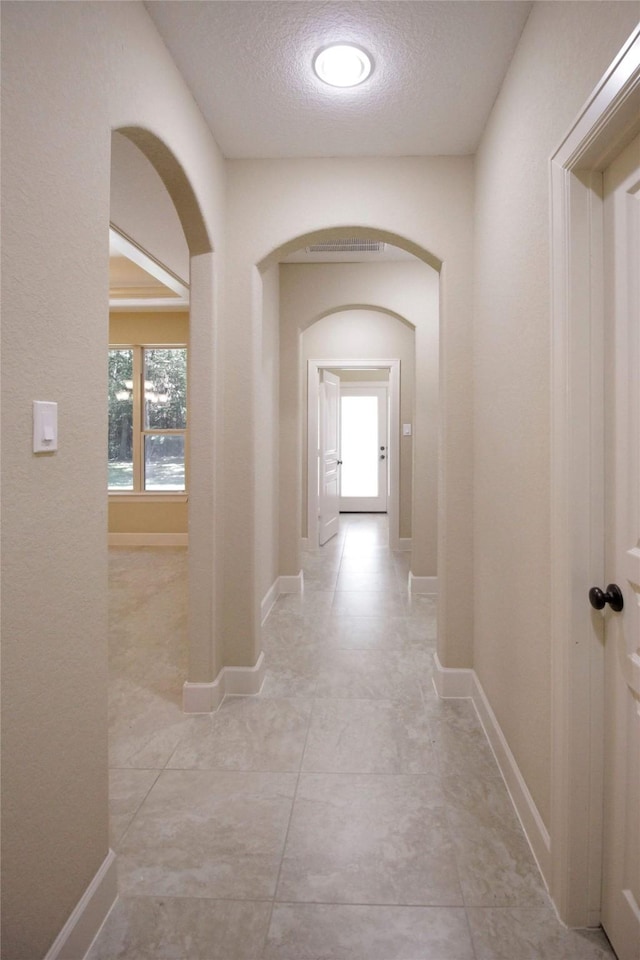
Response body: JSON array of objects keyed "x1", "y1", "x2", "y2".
[{"x1": 108, "y1": 492, "x2": 188, "y2": 503}]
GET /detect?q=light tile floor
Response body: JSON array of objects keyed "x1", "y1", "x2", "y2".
[{"x1": 89, "y1": 515, "x2": 616, "y2": 959}]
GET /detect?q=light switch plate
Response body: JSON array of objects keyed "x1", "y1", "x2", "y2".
[
  {"x1": 402, "y1": 423, "x2": 412, "y2": 437},
  {"x1": 33, "y1": 401, "x2": 58, "y2": 453}
]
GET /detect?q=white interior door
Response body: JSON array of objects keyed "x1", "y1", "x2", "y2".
[
  {"x1": 318, "y1": 370, "x2": 340, "y2": 545},
  {"x1": 339, "y1": 386, "x2": 388, "y2": 512},
  {"x1": 599, "y1": 133, "x2": 640, "y2": 960}
]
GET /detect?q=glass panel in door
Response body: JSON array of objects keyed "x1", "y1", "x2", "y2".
[{"x1": 339, "y1": 386, "x2": 388, "y2": 512}]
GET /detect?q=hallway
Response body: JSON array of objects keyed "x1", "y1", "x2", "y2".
[{"x1": 91, "y1": 516, "x2": 615, "y2": 959}]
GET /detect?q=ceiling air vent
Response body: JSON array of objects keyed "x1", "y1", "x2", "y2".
[{"x1": 306, "y1": 239, "x2": 385, "y2": 254}]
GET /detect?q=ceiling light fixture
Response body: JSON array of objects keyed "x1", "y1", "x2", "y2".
[{"x1": 313, "y1": 44, "x2": 373, "y2": 88}]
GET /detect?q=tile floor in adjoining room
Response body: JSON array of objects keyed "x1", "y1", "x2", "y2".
[{"x1": 89, "y1": 514, "x2": 616, "y2": 959}]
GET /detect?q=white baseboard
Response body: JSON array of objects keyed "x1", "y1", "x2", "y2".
[
  {"x1": 182, "y1": 674, "x2": 225, "y2": 713},
  {"x1": 432, "y1": 653, "x2": 551, "y2": 891},
  {"x1": 43, "y1": 849, "x2": 117, "y2": 960},
  {"x1": 224, "y1": 651, "x2": 266, "y2": 697},
  {"x1": 432, "y1": 652, "x2": 473, "y2": 698},
  {"x1": 278, "y1": 571, "x2": 304, "y2": 594},
  {"x1": 398, "y1": 538, "x2": 412, "y2": 552},
  {"x1": 108, "y1": 533, "x2": 188, "y2": 547},
  {"x1": 261, "y1": 572, "x2": 304, "y2": 625},
  {"x1": 183, "y1": 652, "x2": 265, "y2": 713},
  {"x1": 260, "y1": 580, "x2": 280, "y2": 626},
  {"x1": 408, "y1": 573, "x2": 438, "y2": 595},
  {"x1": 471, "y1": 671, "x2": 551, "y2": 886}
]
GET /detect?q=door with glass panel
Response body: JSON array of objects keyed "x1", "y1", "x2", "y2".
[{"x1": 339, "y1": 386, "x2": 388, "y2": 512}]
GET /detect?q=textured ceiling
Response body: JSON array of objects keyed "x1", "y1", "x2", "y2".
[{"x1": 145, "y1": 1, "x2": 532, "y2": 159}]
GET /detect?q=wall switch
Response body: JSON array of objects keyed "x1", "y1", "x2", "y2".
[
  {"x1": 402, "y1": 423, "x2": 412, "y2": 437},
  {"x1": 33, "y1": 401, "x2": 58, "y2": 453}
]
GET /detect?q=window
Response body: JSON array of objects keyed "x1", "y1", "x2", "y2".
[{"x1": 108, "y1": 345, "x2": 187, "y2": 492}]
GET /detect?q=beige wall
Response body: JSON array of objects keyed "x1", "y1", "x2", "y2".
[
  {"x1": 256, "y1": 264, "x2": 281, "y2": 605},
  {"x1": 110, "y1": 312, "x2": 189, "y2": 344},
  {"x1": 111, "y1": 132, "x2": 190, "y2": 282},
  {"x1": 109, "y1": 499, "x2": 188, "y2": 535},
  {"x1": 0, "y1": 4, "x2": 224, "y2": 958},
  {"x1": 472, "y1": 2, "x2": 639, "y2": 830},
  {"x1": 109, "y1": 312, "x2": 189, "y2": 536},
  {"x1": 330, "y1": 369, "x2": 390, "y2": 382},
  {"x1": 302, "y1": 311, "x2": 415, "y2": 541}
]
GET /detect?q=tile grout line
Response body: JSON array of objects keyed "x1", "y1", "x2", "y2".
[
  {"x1": 426, "y1": 712, "x2": 482, "y2": 959},
  {"x1": 258, "y1": 674, "x2": 319, "y2": 957},
  {"x1": 110, "y1": 767, "x2": 163, "y2": 849}
]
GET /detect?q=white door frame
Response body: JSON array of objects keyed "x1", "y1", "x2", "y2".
[
  {"x1": 307, "y1": 359, "x2": 401, "y2": 549},
  {"x1": 550, "y1": 27, "x2": 640, "y2": 928}
]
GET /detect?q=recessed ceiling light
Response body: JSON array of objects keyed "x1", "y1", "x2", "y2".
[{"x1": 313, "y1": 44, "x2": 373, "y2": 88}]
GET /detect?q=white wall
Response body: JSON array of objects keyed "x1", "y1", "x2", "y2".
[
  {"x1": 1, "y1": 4, "x2": 225, "y2": 957},
  {"x1": 472, "y1": 1, "x2": 639, "y2": 831}
]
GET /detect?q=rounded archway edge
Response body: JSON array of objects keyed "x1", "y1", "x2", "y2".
[
  {"x1": 258, "y1": 225, "x2": 442, "y2": 274},
  {"x1": 115, "y1": 125, "x2": 213, "y2": 256},
  {"x1": 304, "y1": 303, "x2": 415, "y2": 334}
]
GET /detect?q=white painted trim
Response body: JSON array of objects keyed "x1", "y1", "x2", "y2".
[
  {"x1": 224, "y1": 652, "x2": 266, "y2": 697},
  {"x1": 398, "y1": 537, "x2": 412, "y2": 552},
  {"x1": 300, "y1": 537, "x2": 310, "y2": 549},
  {"x1": 108, "y1": 493, "x2": 188, "y2": 503},
  {"x1": 182, "y1": 674, "x2": 225, "y2": 713},
  {"x1": 260, "y1": 579, "x2": 280, "y2": 626},
  {"x1": 432, "y1": 653, "x2": 473, "y2": 698},
  {"x1": 549, "y1": 26, "x2": 640, "y2": 928},
  {"x1": 307, "y1": 359, "x2": 402, "y2": 550},
  {"x1": 279, "y1": 572, "x2": 304, "y2": 594},
  {"x1": 109, "y1": 297, "x2": 189, "y2": 310},
  {"x1": 260, "y1": 572, "x2": 304, "y2": 625},
  {"x1": 408, "y1": 573, "x2": 438, "y2": 595},
  {"x1": 109, "y1": 225, "x2": 189, "y2": 299},
  {"x1": 44, "y1": 849, "x2": 117, "y2": 960},
  {"x1": 108, "y1": 533, "x2": 188, "y2": 547},
  {"x1": 182, "y1": 653, "x2": 266, "y2": 713},
  {"x1": 471, "y1": 672, "x2": 552, "y2": 886}
]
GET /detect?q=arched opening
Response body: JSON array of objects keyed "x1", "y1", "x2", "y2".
[
  {"x1": 301, "y1": 308, "x2": 413, "y2": 553},
  {"x1": 254, "y1": 227, "x2": 440, "y2": 651},
  {"x1": 107, "y1": 127, "x2": 219, "y2": 751}
]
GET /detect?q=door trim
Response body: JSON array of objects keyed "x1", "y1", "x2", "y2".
[
  {"x1": 307, "y1": 359, "x2": 401, "y2": 549},
  {"x1": 550, "y1": 26, "x2": 640, "y2": 928}
]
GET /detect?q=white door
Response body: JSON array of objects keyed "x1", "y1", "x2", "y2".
[
  {"x1": 599, "y1": 133, "x2": 640, "y2": 960},
  {"x1": 318, "y1": 370, "x2": 340, "y2": 545},
  {"x1": 339, "y1": 386, "x2": 388, "y2": 513}
]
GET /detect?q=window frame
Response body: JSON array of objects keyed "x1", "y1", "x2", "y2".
[{"x1": 108, "y1": 342, "x2": 188, "y2": 498}]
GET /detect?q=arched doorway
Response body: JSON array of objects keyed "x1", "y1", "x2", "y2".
[
  {"x1": 110, "y1": 129, "x2": 225, "y2": 710},
  {"x1": 252, "y1": 228, "x2": 441, "y2": 665}
]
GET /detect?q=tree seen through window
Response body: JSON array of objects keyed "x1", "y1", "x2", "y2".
[{"x1": 108, "y1": 346, "x2": 187, "y2": 491}]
